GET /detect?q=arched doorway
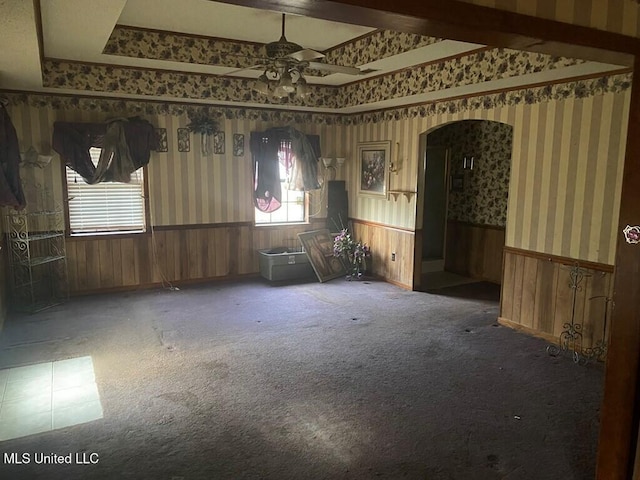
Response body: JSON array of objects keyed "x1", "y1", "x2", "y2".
[{"x1": 415, "y1": 120, "x2": 514, "y2": 296}]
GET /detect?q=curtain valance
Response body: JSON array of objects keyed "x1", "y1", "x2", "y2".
[{"x1": 52, "y1": 117, "x2": 157, "y2": 184}]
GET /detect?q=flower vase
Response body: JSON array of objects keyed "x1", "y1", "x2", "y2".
[{"x1": 347, "y1": 260, "x2": 364, "y2": 281}]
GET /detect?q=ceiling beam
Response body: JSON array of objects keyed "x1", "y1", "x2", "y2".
[{"x1": 213, "y1": 0, "x2": 637, "y2": 66}]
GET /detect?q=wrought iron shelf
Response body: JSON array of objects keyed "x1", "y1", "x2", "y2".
[
  {"x1": 9, "y1": 232, "x2": 64, "y2": 242},
  {"x1": 3, "y1": 184, "x2": 68, "y2": 313},
  {"x1": 17, "y1": 255, "x2": 66, "y2": 267}
]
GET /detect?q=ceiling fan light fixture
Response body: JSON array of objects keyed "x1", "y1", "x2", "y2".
[
  {"x1": 253, "y1": 73, "x2": 270, "y2": 95},
  {"x1": 279, "y1": 70, "x2": 295, "y2": 93},
  {"x1": 296, "y1": 77, "x2": 309, "y2": 98},
  {"x1": 273, "y1": 84, "x2": 289, "y2": 98}
]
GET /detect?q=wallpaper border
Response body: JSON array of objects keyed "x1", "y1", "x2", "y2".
[{"x1": 2, "y1": 72, "x2": 632, "y2": 125}]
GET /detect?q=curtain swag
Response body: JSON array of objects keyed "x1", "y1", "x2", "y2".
[{"x1": 52, "y1": 117, "x2": 158, "y2": 184}]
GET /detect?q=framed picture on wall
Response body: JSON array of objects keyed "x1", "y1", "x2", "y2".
[{"x1": 357, "y1": 141, "x2": 391, "y2": 198}]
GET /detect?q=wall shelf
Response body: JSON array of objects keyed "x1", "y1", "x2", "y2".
[{"x1": 388, "y1": 190, "x2": 416, "y2": 202}]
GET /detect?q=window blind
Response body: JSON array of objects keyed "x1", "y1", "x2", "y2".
[{"x1": 66, "y1": 148, "x2": 145, "y2": 234}]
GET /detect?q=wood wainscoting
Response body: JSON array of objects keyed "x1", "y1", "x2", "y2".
[
  {"x1": 350, "y1": 219, "x2": 415, "y2": 289},
  {"x1": 444, "y1": 221, "x2": 505, "y2": 284},
  {"x1": 66, "y1": 219, "x2": 325, "y2": 295},
  {"x1": 499, "y1": 246, "x2": 613, "y2": 350}
]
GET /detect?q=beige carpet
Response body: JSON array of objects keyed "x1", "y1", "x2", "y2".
[{"x1": 0, "y1": 278, "x2": 602, "y2": 479}]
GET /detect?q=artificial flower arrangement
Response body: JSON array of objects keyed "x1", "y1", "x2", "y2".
[{"x1": 333, "y1": 228, "x2": 371, "y2": 280}]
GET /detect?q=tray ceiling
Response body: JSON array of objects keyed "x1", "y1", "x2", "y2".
[{"x1": 0, "y1": 0, "x2": 629, "y2": 113}]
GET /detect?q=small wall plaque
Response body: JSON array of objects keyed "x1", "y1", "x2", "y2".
[
  {"x1": 233, "y1": 133, "x2": 245, "y2": 156},
  {"x1": 177, "y1": 128, "x2": 190, "y2": 152},
  {"x1": 155, "y1": 128, "x2": 168, "y2": 152},
  {"x1": 213, "y1": 132, "x2": 225, "y2": 154}
]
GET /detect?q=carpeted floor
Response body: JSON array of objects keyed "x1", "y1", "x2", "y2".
[{"x1": 0, "y1": 278, "x2": 603, "y2": 479}]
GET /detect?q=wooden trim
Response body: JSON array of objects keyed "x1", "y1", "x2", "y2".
[
  {"x1": 597, "y1": 54, "x2": 640, "y2": 480},
  {"x1": 444, "y1": 220, "x2": 506, "y2": 231},
  {"x1": 66, "y1": 231, "x2": 150, "y2": 242},
  {"x1": 32, "y1": 0, "x2": 44, "y2": 65},
  {"x1": 350, "y1": 218, "x2": 415, "y2": 233},
  {"x1": 151, "y1": 221, "x2": 254, "y2": 231},
  {"x1": 503, "y1": 246, "x2": 615, "y2": 273},
  {"x1": 497, "y1": 316, "x2": 559, "y2": 345},
  {"x1": 383, "y1": 277, "x2": 412, "y2": 291},
  {"x1": 66, "y1": 218, "x2": 326, "y2": 238}
]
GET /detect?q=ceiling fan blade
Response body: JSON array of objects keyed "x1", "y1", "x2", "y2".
[
  {"x1": 308, "y1": 62, "x2": 362, "y2": 75},
  {"x1": 225, "y1": 64, "x2": 265, "y2": 75},
  {"x1": 289, "y1": 49, "x2": 325, "y2": 62}
]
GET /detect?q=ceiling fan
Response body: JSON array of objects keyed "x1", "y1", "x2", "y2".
[{"x1": 228, "y1": 14, "x2": 364, "y2": 98}]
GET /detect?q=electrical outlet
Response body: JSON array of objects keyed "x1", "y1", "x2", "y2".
[{"x1": 391, "y1": 252, "x2": 396, "y2": 261}]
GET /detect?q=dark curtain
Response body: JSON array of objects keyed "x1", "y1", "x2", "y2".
[
  {"x1": 251, "y1": 127, "x2": 320, "y2": 213},
  {"x1": 52, "y1": 117, "x2": 157, "y2": 184},
  {"x1": 0, "y1": 105, "x2": 26, "y2": 209}
]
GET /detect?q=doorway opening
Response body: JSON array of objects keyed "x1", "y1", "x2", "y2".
[{"x1": 416, "y1": 120, "x2": 513, "y2": 298}]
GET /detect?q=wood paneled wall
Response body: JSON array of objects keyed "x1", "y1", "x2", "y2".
[
  {"x1": 444, "y1": 221, "x2": 505, "y2": 284},
  {"x1": 499, "y1": 247, "x2": 613, "y2": 350},
  {"x1": 66, "y1": 220, "x2": 324, "y2": 294},
  {"x1": 351, "y1": 219, "x2": 415, "y2": 289}
]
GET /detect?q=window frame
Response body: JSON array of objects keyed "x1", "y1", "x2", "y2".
[
  {"x1": 61, "y1": 150, "x2": 151, "y2": 238},
  {"x1": 254, "y1": 141, "x2": 309, "y2": 226}
]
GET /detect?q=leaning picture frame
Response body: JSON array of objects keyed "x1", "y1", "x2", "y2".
[
  {"x1": 357, "y1": 141, "x2": 391, "y2": 198},
  {"x1": 298, "y1": 229, "x2": 346, "y2": 283}
]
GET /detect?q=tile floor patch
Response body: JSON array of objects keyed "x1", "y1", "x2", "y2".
[{"x1": 0, "y1": 356, "x2": 103, "y2": 441}]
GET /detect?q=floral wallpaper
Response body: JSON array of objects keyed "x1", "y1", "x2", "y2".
[
  {"x1": 427, "y1": 121, "x2": 513, "y2": 226},
  {"x1": 104, "y1": 26, "x2": 441, "y2": 75},
  {"x1": 42, "y1": 60, "x2": 340, "y2": 108},
  {"x1": 337, "y1": 48, "x2": 586, "y2": 107},
  {"x1": 322, "y1": 29, "x2": 441, "y2": 67},
  {"x1": 42, "y1": 45, "x2": 594, "y2": 110},
  {"x1": 104, "y1": 26, "x2": 264, "y2": 70},
  {"x1": 6, "y1": 72, "x2": 631, "y2": 126}
]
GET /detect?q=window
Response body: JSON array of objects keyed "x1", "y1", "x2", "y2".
[
  {"x1": 66, "y1": 148, "x2": 146, "y2": 235},
  {"x1": 255, "y1": 142, "x2": 306, "y2": 225}
]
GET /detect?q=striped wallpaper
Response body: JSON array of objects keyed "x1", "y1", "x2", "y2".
[
  {"x1": 458, "y1": 0, "x2": 640, "y2": 38},
  {"x1": 346, "y1": 90, "x2": 630, "y2": 266},
  {"x1": 4, "y1": 84, "x2": 631, "y2": 266},
  {"x1": 6, "y1": 105, "x2": 341, "y2": 227}
]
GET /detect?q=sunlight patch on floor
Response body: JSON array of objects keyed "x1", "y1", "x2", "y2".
[{"x1": 0, "y1": 356, "x2": 103, "y2": 441}]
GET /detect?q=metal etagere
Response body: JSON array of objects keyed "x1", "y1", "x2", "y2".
[{"x1": 4, "y1": 184, "x2": 68, "y2": 312}]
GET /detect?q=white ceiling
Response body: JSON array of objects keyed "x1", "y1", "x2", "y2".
[{"x1": 0, "y1": 0, "x2": 628, "y2": 113}]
